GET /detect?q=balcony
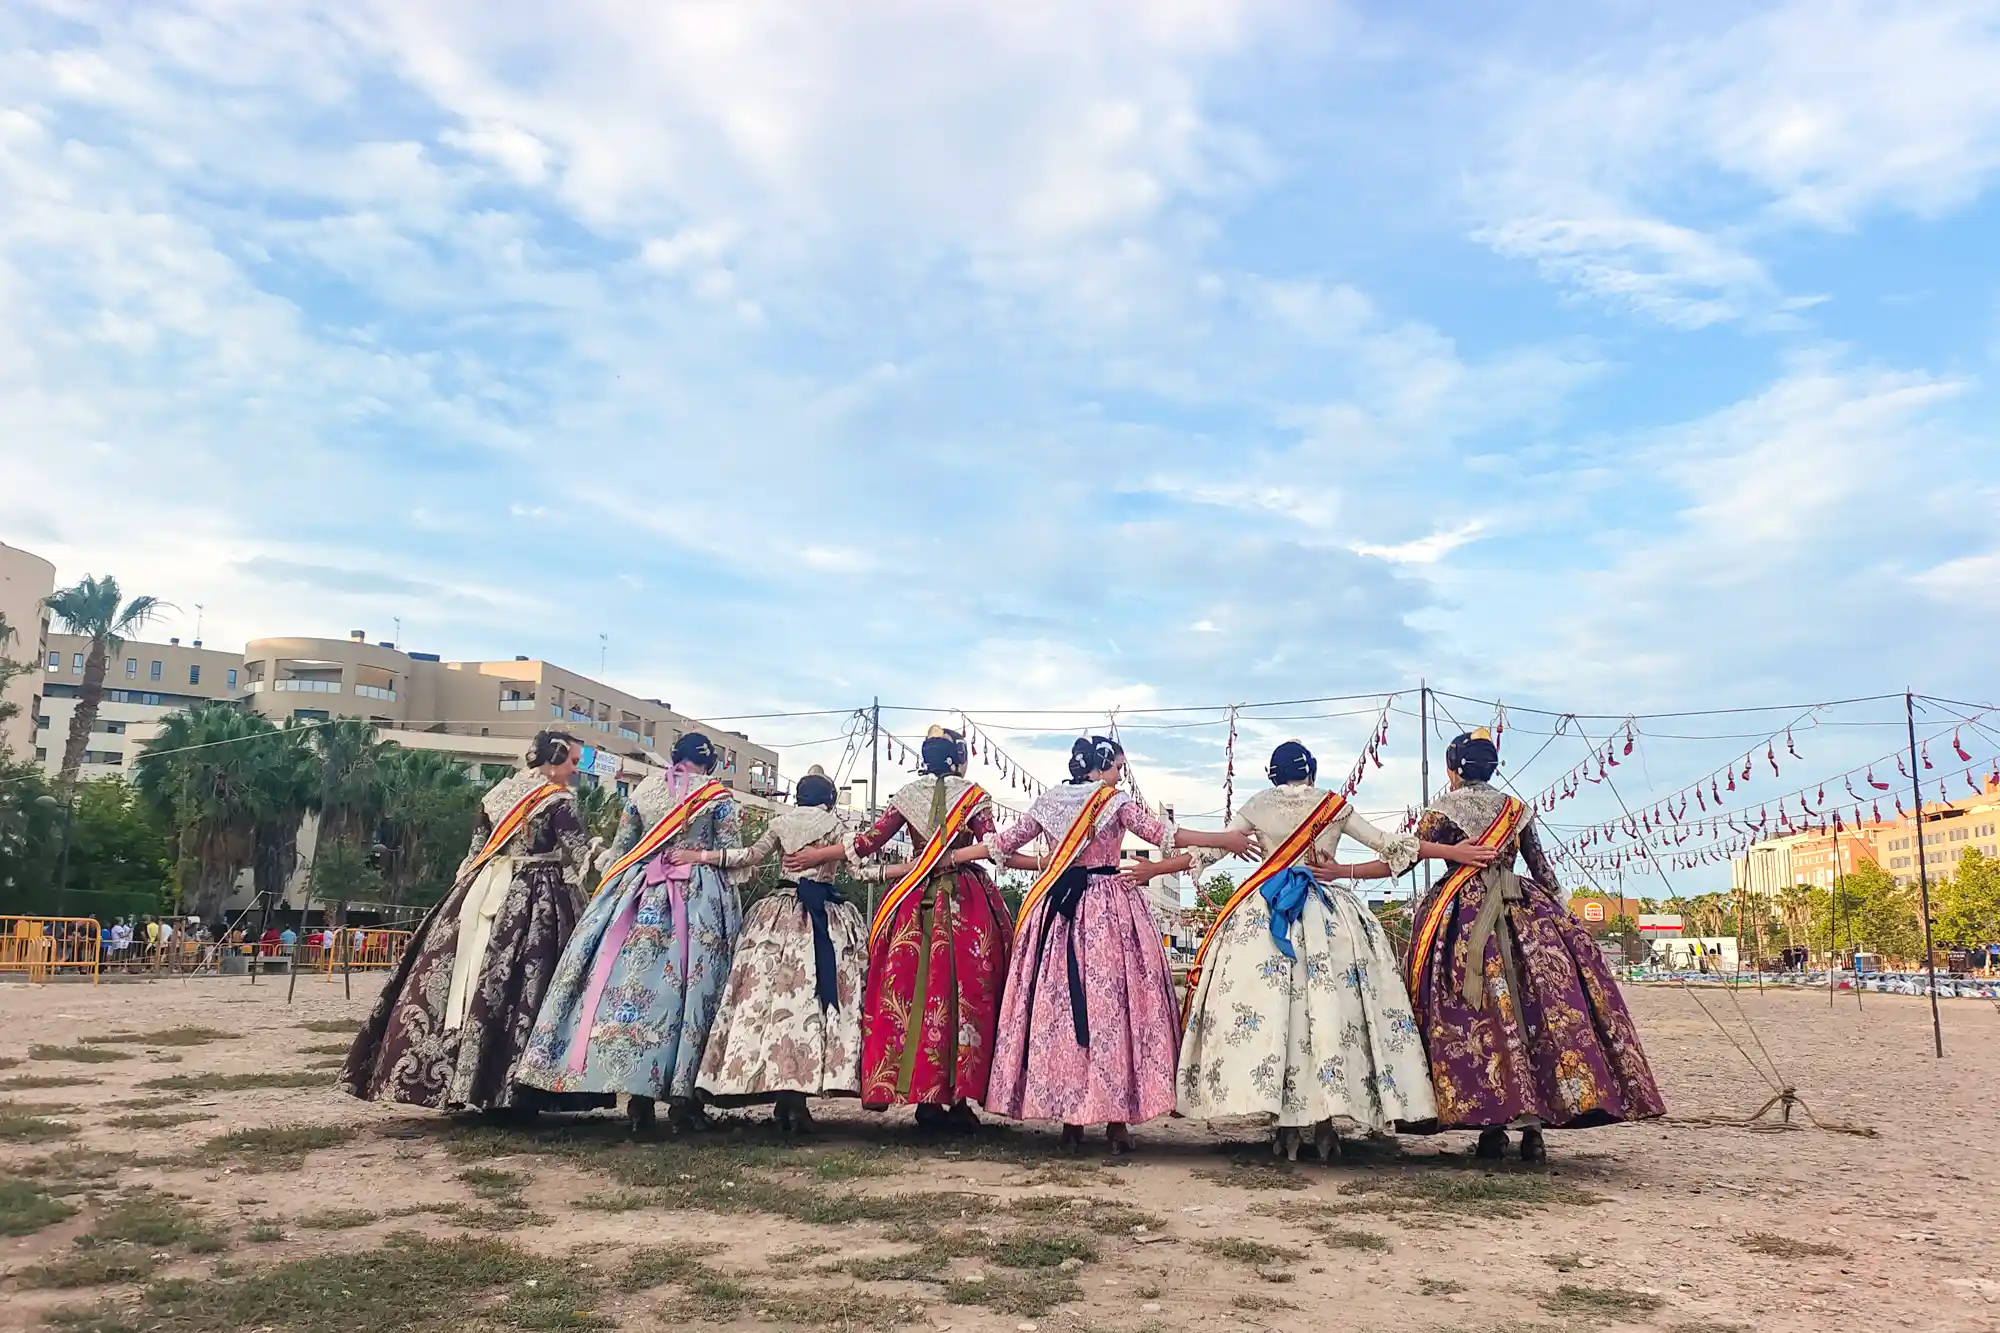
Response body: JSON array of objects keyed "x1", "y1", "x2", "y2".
[
  {"x1": 274, "y1": 679, "x2": 340, "y2": 694},
  {"x1": 499, "y1": 698, "x2": 537, "y2": 712},
  {"x1": 618, "y1": 727, "x2": 640, "y2": 742},
  {"x1": 243, "y1": 680, "x2": 264, "y2": 694},
  {"x1": 354, "y1": 684, "x2": 397, "y2": 702}
]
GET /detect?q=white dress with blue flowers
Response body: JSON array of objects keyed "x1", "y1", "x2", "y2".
[{"x1": 1178, "y1": 785, "x2": 1438, "y2": 1131}]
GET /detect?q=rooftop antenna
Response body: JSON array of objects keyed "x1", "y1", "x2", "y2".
[
  {"x1": 193, "y1": 604, "x2": 204, "y2": 642},
  {"x1": 393, "y1": 616, "x2": 402, "y2": 648},
  {"x1": 599, "y1": 633, "x2": 608, "y2": 676}
]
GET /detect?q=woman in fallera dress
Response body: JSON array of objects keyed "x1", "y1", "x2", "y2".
[
  {"x1": 696, "y1": 768, "x2": 873, "y2": 1135},
  {"x1": 1406, "y1": 730, "x2": 1665, "y2": 1161},
  {"x1": 343, "y1": 730, "x2": 603, "y2": 1118},
  {"x1": 1168, "y1": 740, "x2": 1498, "y2": 1160},
  {"x1": 784, "y1": 727, "x2": 1011, "y2": 1135},
  {"x1": 514, "y1": 733, "x2": 745, "y2": 1136},
  {"x1": 960, "y1": 736, "x2": 1251, "y2": 1154}
]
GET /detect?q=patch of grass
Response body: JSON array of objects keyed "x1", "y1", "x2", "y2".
[
  {"x1": 1011, "y1": 1161, "x2": 1112, "y2": 1188},
  {"x1": 1, "y1": 1105, "x2": 80, "y2": 1142},
  {"x1": 1418, "y1": 1277, "x2": 1467, "y2": 1296},
  {"x1": 298, "y1": 1041, "x2": 354, "y2": 1056},
  {"x1": 944, "y1": 1269, "x2": 1081, "y2": 1317},
  {"x1": 659, "y1": 1270, "x2": 759, "y2": 1321},
  {"x1": 0, "y1": 1054, "x2": 20, "y2": 1068},
  {"x1": 303, "y1": 1057, "x2": 346, "y2": 1070},
  {"x1": 1541, "y1": 1285, "x2": 1667, "y2": 1319},
  {"x1": 617, "y1": 1243, "x2": 728, "y2": 1292},
  {"x1": 429, "y1": 1202, "x2": 552, "y2": 1232},
  {"x1": 1738, "y1": 1232, "x2": 1850, "y2": 1259},
  {"x1": 0, "y1": 1073, "x2": 101, "y2": 1090},
  {"x1": 19, "y1": 1249, "x2": 160, "y2": 1289},
  {"x1": 456, "y1": 1166, "x2": 527, "y2": 1199},
  {"x1": 755, "y1": 1286, "x2": 903, "y2": 1330},
  {"x1": 1665, "y1": 1323, "x2": 1749, "y2": 1333},
  {"x1": 1, "y1": 1178, "x2": 79, "y2": 1236},
  {"x1": 87, "y1": 1190, "x2": 229, "y2": 1253},
  {"x1": 1006, "y1": 1193, "x2": 1165, "y2": 1235},
  {"x1": 247, "y1": 1223, "x2": 285, "y2": 1243},
  {"x1": 107, "y1": 1111, "x2": 216, "y2": 1129},
  {"x1": 106, "y1": 1094, "x2": 194, "y2": 1110},
  {"x1": 296, "y1": 1019, "x2": 362, "y2": 1034},
  {"x1": 16, "y1": 1149, "x2": 134, "y2": 1190},
  {"x1": 298, "y1": 1208, "x2": 380, "y2": 1230},
  {"x1": 84, "y1": 1027, "x2": 238, "y2": 1048},
  {"x1": 1192, "y1": 1158, "x2": 1309, "y2": 1191},
  {"x1": 141, "y1": 1070, "x2": 329, "y2": 1092},
  {"x1": 991, "y1": 1230, "x2": 1098, "y2": 1269},
  {"x1": 1335, "y1": 1169, "x2": 1604, "y2": 1219},
  {"x1": 1196, "y1": 1237, "x2": 1305, "y2": 1266},
  {"x1": 1544, "y1": 1252, "x2": 1584, "y2": 1272},
  {"x1": 808, "y1": 1150, "x2": 904, "y2": 1181},
  {"x1": 45, "y1": 1232, "x2": 606, "y2": 1333},
  {"x1": 3, "y1": 1097, "x2": 83, "y2": 1114},
  {"x1": 1134, "y1": 1283, "x2": 1164, "y2": 1300},
  {"x1": 575, "y1": 1190, "x2": 652, "y2": 1212},
  {"x1": 1310, "y1": 1224, "x2": 1390, "y2": 1251},
  {"x1": 204, "y1": 1122, "x2": 357, "y2": 1169},
  {"x1": 769, "y1": 1241, "x2": 842, "y2": 1265},
  {"x1": 1231, "y1": 1294, "x2": 1301, "y2": 1312},
  {"x1": 30, "y1": 1043, "x2": 133, "y2": 1064}
]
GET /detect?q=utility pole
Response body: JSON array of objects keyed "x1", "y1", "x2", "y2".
[
  {"x1": 869, "y1": 698, "x2": 881, "y2": 817},
  {"x1": 1418, "y1": 681, "x2": 1431, "y2": 899},
  {"x1": 1904, "y1": 692, "x2": 1944, "y2": 1058}
]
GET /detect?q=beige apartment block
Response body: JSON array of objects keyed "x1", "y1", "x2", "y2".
[
  {"x1": 1731, "y1": 777, "x2": 2000, "y2": 894},
  {"x1": 0, "y1": 541, "x2": 56, "y2": 765},
  {"x1": 239, "y1": 632, "x2": 781, "y2": 796},
  {"x1": 36, "y1": 632, "x2": 246, "y2": 777}
]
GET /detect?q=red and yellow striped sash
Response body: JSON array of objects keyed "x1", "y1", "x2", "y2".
[
  {"x1": 458, "y1": 782, "x2": 568, "y2": 888},
  {"x1": 869, "y1": 783, "x2": 989, "y2": 947},
  {"x1": 1180, "y1": 790, "x2": 1346, "y2": 1022},
  {"x1": 1013, "y1": 783, "x2": 1122, "y2": 930},
  {"x1": 597, "y1": 780, "x2": 730, "y2": 889},
  {"x1": 1404, "y1": 796, "x2": 1524, "y2": 996}
]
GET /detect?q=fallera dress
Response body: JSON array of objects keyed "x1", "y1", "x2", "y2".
[
  {"x1": 697, "y1": 807, "x2": 867, "y2": 1105},
  {"x1": 1178, "y1": 783, "x2": 1438, "y2": 1132},
  {"x1": 845, "y1": 776, "x2": 1014, "y2": 1108},
  {"x1": 342, "y1": 771, "x2": 601, "y2": 1113},
  {"x1": 985, "y1": 783, "x2": 1181, "y2": 1125},
  {"x1": 1406, "y1": 781, "x2": 1666, "y2": 1131},
  {"x1": 514, "y1": 768, "x2": 744, "y2": 1104}
]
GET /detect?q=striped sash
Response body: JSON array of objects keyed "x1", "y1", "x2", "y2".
[
  {"x1": 1180, "y1": 790, "x2": 1346, "y2": 1022},
  {"x1": 868, "y1": 783, "x2": 989, "y2": 947},
  {"x1": 597, "y1": 780, "x2": 730, "y2": 888},
  {"x1": 456, "y1": 782, "x2": 568, "y2": 889},
  {"x1": 1013, "y1": 783, "x2": 1122, "y2": 929},
  {"x1": 1404, "y1": 796, "x2": 1525, "y2": 997}
]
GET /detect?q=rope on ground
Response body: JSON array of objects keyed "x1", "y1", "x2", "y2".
[{"x1": 1667, "y1": 982, "x2": 1877, "y2": 1137}]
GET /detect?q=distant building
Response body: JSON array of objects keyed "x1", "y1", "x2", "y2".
[
  {"x1": 0, "y1": 541, "x2": 55, "y2": 766},
  {"x1": 37, "y1": 632, "x2": 245, "y2": 777},
  {"x1": 1730, "y1": 777, "x2": 2000, "y2": 893}
]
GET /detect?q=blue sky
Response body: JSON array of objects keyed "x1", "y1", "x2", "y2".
[{"x1": 3, "y1": 1, "x2": 1997, "y2": 885}]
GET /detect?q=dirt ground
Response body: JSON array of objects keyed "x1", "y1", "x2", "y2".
[{"x1": 2, "y1": 974, "x2": 1994, "y2": 1333}]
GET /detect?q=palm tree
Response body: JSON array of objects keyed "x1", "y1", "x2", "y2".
[
  {"x1": 132, "y1": 703, "x2": 275, "y2": 919},
  {"x1": 248, "y1": 721, "x2": 318, "y2": 915},
  {"x1": 310, "y1": 718, "x2": 389, "y2": 847},
  {"x1": 45, "y1": 575, "x2": 165, "y2": 788},
  {"x1": 376, "y1": 748, "x2": 482, "y2": 909}
]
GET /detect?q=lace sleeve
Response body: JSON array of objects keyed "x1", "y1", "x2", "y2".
[
  {"x1": 991, "y1": 811, "x2": 1046, "y2": 858},
  {"x1": 1339, "y1": 808, "x2": 1421, "y2": 877}
]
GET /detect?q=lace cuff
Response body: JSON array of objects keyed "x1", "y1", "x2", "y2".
[{"x1": 1379, "y1": 832, "x2": 1421, "y2": 878}]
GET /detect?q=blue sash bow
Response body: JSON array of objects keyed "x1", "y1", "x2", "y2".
[
  {"x1": 792, "y1": 878, "x2": 846, "y2": 1011},
  {"x1": 1262, "y1": 865, "x2": 1318, "y2": 961}
]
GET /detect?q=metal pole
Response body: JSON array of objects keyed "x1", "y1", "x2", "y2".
[
  {"x1": 1905, "y1": 692, "x2": 1944, "y2": 1058},
  {"x1": 867, "y1": 697, "x2": 881, "y2": 924},
  {"x1": 1827, "y1": 830, "x2": 1840, "y2": 1008},
  {"x1": 1418, "y1": 681, "x2": 1431, "y2": 900}
]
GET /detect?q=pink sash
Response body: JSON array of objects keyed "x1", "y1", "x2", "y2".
[{"x1": 566, "y1": 856, "x2": 693, "y2": 1075}]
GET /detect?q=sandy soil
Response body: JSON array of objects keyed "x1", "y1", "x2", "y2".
[{"x1": 2, "y1": 973, "x2": 1995, "y2": 1333}]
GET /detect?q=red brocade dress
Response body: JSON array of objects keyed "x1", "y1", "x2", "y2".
[{"x1": 847, "y1": 776, "x2": 1015, "y2": 1107}]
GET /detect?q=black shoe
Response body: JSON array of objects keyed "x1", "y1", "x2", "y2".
[
  {"x1": 1474, "y1": 1128, "x2": 1508, "y2": 1160},
  {"x1": 914, "y1": 1103, "x2": 948, "y2": 1135},
  {"x1": 1519, "y1": 1127, "x2": 1547, "y2": 1163},
  {"x1": 945, "y1": 1101, "x2": 981, "y2": 1137},
  {"x1": 628, "y1": 1096, "x2": 661, "y2": 1140}
]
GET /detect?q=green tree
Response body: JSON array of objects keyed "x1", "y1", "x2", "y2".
[
  {"x1": 131, "y1": 703, "x2": 277, "y2": 919},
  {"x1": 376, "y1": 748, "x2": 482, "y2": 910},
  {"x1": 0, "y1": 757, "x2": 60, "y2": 912},
  {"x1": 310, "y1": 718, "x2": 389, "y2": 847},
  {"x1": 1936, "y1": 848, "x2": 2000, "y2": 949},
  {"x1": 308, "y1": 835, "x2": 385, "y2": 906},
  {"x1": 59, "y1": 777, "x2": 174, "y2": 919},
  {"x1": 1841, "y1": 862, "x2": 1925, "y2": 963},
  {"x1": 1200, "y1": 871, "x2": 1238, "y2": 911},
  {"x1": 43, "y1": 575, "x2": 164, "y2": 789}
]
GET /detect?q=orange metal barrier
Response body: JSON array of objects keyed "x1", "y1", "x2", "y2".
[
  {"x1": 0, "y1": 916, "x2": 102, "y2": 982},
  {"x1": 314, "y1": 930, "x2": 414, "y2": 973}
]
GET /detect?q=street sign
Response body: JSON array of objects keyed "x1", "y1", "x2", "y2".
[
  {"x1": 1582, "y1": 901, "x2": 1605, "y2": 922},
  {"x1": 578, "y1": 746, "x2": 621, "y2": 779}
]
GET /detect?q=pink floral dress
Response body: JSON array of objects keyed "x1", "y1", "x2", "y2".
[{"x1": 985, "y1": 784, "x2": 1180, "y2": 1125}]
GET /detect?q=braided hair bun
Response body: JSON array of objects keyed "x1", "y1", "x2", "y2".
[{"x1": 1067, "y1": 735, "x2": 1124, "y2": 783}]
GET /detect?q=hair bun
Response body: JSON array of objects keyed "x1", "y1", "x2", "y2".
[{"x1": 1067, "y1": 735, "x2": 1123, "y2": 783}]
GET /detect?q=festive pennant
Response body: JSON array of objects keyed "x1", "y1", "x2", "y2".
[
  {"x1": 1786, "y1": 729, "x2": 1799, "y2": 759},
  {"x1": 1868, "y1": 767, "x2": 1890, "y2": 791},
  {"x1": 1767, "y1": 744, "x2": 1780, "y2": 777},
  {"x1": 1921, "y1": 742, "x2": 1932, "y2": 770}
]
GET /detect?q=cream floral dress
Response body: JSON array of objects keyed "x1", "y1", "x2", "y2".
[{"x1": 1178, "y1": 783, "x2": 1438, "y2": 1132}]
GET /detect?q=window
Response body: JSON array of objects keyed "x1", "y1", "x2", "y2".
[
  {"x1": 125, "y1": 658, "x2": 137, "y2": 678},
  {"x1": 71, "y1": 652, "x2": 84, "y2": 674},
  {"x1": 46, "y1": 650, "x2": 60, "y2": 670},
  {"x1": 35, "y1": 714, "x2": 48, "y2": 730},
  {"x1": 226, "y1": 669, "x2": 237, "y2": 690},
  {"x1": 292, "y1": 708, "x2": 330, "y2": 722},
  {"x1": 35, "y1": 747, "x2": 46, "y2": 762},
  {"x1": 149, "y1": 660, "x2": 162, "y2": 681},
  {"x1": 81, "y1": 749, "x2": 123, "y2": 766},
  {"x1": 189, "y1": 664, "x2": 201, "y2": 686}
]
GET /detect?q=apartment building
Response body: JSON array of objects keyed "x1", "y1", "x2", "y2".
[
  {"x1": 1874, "y1": 776, "x2": 2000, "y2": 885},
  {"x1": 36, "y1": 633, "x2": 246, "y2": 777},
  {"x1": 239, "y1": 632, "x2": 781, "y2": 795},
  {"x1": 0, "y1": 541, "x2": 55, "y2": 765}
]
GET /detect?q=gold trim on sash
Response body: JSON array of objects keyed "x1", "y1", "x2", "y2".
[
  {"x1": 1179, "y1": 790, "x2": 1347, "y2": 1023},
  {"x1": 1405, "y1": 797, "x2": 1525, "y2": 998},
  {"x1": 1013, "y1": 783, "x2": 1122, "y2": 930},
  {"x1": 457, "y1": 783, "x2": 567, "y2": 889},
  {"x1": 869, "y1": 783, "x2": 988, "y2": 948},
  {"x1": 597, "y1": 780, "x2": 730, "y2": 888}
]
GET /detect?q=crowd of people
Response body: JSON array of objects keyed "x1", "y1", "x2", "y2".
[{"x1": 341, "y1": 725, "x2": 1665, "y2": 1161}]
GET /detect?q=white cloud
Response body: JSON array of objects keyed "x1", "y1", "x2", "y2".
[
  {"x1": 1353, "y1": 521, "x2": 1484, "y2": 566},
  {"x1": 439, "y1": 120, "x2": 550, "y2": 184}
]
